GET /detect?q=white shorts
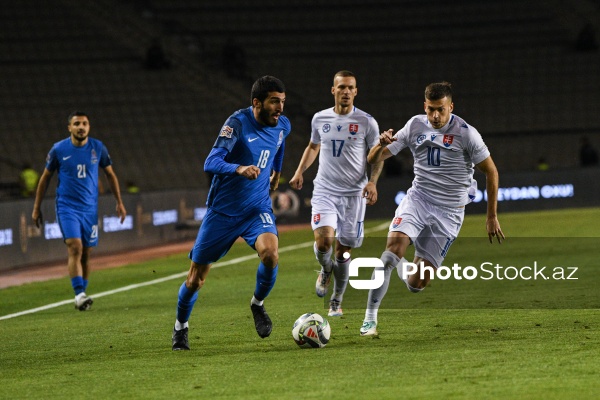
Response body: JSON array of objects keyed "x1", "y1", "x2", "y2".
[
  {"x1": 311, "y1": 193, "x2": 366, "y2": 248},
  {"x1": 389, "y1": 189, "x2": 464, "y2": 268}
]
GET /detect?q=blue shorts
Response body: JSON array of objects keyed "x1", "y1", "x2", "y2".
[
  {"x1": 189, "y1": 208, "x2": 278, "y2": 265},
  {"x1": 57, "y1": 207, "x2": 99, "y2": 247}
]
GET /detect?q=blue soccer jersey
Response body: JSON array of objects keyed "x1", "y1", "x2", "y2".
[
  {"x1": 205, "y1": 107, "x2": 291, "y2": 216},
  {"x1": 46, "y1": 137, "x2": 112, "y2": 212}
]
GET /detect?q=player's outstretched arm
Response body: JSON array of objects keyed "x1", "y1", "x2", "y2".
[
  {"x1": 367, "y1": 129, "x2": 395, "y2": 164},
  {"x1": 476, "y1": 156, "x2": 505, "y2": 244},
  {"x1": 289, "y1": 141, "x2": 320, "y2": 190}
]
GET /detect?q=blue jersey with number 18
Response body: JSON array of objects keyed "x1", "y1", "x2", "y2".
[{"x1": 206, "y1": 107, "x2": 291, "y2": 217}]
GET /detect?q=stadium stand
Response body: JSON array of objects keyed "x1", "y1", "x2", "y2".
[{"x1": 1, "y1": 0, "x2": 599, "y2": 198}]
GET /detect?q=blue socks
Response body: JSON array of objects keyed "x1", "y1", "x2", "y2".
[
  {"x1": 254, "y1": 262, "x2": 278, "y2": 301},
  {"x1": 175, "y1": 262, "x2": 277, "y2": 325},
  {"x1": 176, "y1": 282, "x2": 199, "y2": 324},
  {"x1": 71, "y1": 276, "x2": 85, "y2": 295}
]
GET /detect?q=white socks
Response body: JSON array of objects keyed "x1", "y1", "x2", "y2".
[
  {"x1": 331, "y1": 256, "x2": 350, "y2": 303},
  {"x1": 313, "y1": 242, "x2": 333, "y2": 273},
  {"x1": 251, "y1": 296, "x2": 263, "y2": 306},
  {"x1": 175, "y1": 320, "x2": 188, "y2": 330}
]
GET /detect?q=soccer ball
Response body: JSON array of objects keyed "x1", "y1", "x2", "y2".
[{"x1": 292, "y1": 313, "x2": 331, "y2": 348}]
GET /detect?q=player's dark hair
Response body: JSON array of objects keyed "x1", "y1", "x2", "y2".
[
  {"x1": 68, "y1": 111, "x2": 89, "y2": 124},
  {"x1": 425, "y1": 82, "x2": 453, "y2": 101},
  {"x1": 333, "y1": 70, "x2": 356, "y2": 84},
  {"x1": 251, "y1": 76, "x2": 286, "y2": 103}
]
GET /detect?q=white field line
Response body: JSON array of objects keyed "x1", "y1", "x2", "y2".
[{"x1": 0, "y1": 222, "x2": 389, "y2": 321}]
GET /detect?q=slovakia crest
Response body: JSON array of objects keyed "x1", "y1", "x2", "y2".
[
  {"x1": 313, "y1": 214, "x2": 321, "y2": 225},
  {"x1": 349, "y1": 124, "x2": 359, "y2": 135},
  {"x1": 443, "y1": 135, "x2": 454, "y2": 147},
  {"x1": 392, "y1": 217, "x2": 402, "y2": 228}
]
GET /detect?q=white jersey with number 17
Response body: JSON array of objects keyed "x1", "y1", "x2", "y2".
[
  {"x1": 387, "y1": 114, "x2": 490, "y2": 207},
  {"x1": 311, "y1": 107, "x2": 379, "y2": 196}
]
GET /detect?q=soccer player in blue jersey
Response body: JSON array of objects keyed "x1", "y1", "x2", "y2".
[
  {"x1": 32, "y1": 111, "x2": 127, "y2": 311},
  {"x1": 172, "y1": 76, "x2": 291, "y2": 350}
]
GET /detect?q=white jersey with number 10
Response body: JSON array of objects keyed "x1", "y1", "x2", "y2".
[{"x1": 387, "y1": 114, "x2": 490, "y2": 207}]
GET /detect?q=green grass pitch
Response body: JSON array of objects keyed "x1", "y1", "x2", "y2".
[{"x1": 0, "y1": 208, "x2": 598, "y2": 399}]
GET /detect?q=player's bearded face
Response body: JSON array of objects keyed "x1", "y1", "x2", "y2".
[
  {"x1": 425, "y1": 97, "x2": 454, "y2": 129},
  {"x1": 256, "y1": 93, "x2": 285, "y2": 127},
  {"x1": 68, "y1": 116, "x2": 90, "y2": 143}
]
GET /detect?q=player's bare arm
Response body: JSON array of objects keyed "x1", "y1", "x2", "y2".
[
  {"x1": 236, "y1": 165, "x2": 261, "y2": 180},
  {"x1": 289, "y1": 141, "x2": 320, "y2": 190},
  {"x1": 103, "y1": 165, "x2": 127, "y2": 223},
  {"x1": 476, "y1": 156, "x2": 505, "y2": 244},
  {"x1": 270, "y1": 170, "x2": 281, "y2": 191},
  {"x1": 31, "y1": 168, "x2": 53, "y2": 228},
  {"x1": 367, "y1": 134, "x2": 395, "y2": 165},
  {"x1": 378, "y1": 129, "x2": 396, "y2": 146},
  {"x1": 363, "y1": 160, "x2": 383, "y2": 205}
]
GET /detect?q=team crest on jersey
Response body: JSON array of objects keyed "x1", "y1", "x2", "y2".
[
  {"x1": 416, "y1": 134, "x2": 426, "y2": 145},
  {"x1": 349, "y1": 124, "x2": 359, "y2": 135},
  {"x1": 91, "y1": 149, "x2": 98, "y2": 164},
  {"x1": 323, "y1": 124, "x2": 331, "y2": 133},
  {"x1": 443, "y1": 135, "x2": 454, "y2": 147},
  {"x1": 219, "y1": 125, "x2": 234, "y2": 138},
  {"x1": 277, "y1": 130, "x2": 284, "y2": 147},
  {"x1": 392, "y1": 217, "x2": 402, "y2": 228},
  {"x1": 313, "y1": 214, "x2": 321, "y2": 225}
]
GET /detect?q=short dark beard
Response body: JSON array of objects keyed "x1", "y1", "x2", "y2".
[
  {"x1": 258, "y1": 107, "x2": 277, "y2": 127},
  {"x1": 72, "y1": 133, "x2": 87, "y2": 143}
]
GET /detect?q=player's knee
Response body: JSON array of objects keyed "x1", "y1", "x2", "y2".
[
  {"x1": 187, "y1": 262, "x2": 210, "y2": 290},
  {"x1": 259, "y1": 248, "x2": 278, "y2": 268},
  {"x1": 315, "y1": 240, "x2": 333, "y2": 253},
  {"x1": 66, "y1": 240, "x2": 83, "y2": 256},
  {"x1": 335, "y1": 247, "x2": 351, "y2": 261}
]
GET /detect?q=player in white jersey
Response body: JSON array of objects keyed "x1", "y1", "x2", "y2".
[
  {"x1": 359, "y1": 82, "x2": 505, "y2": 336},
  {"x1": 290, "y1": 70, "x2": 383, "y2": 317}
]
